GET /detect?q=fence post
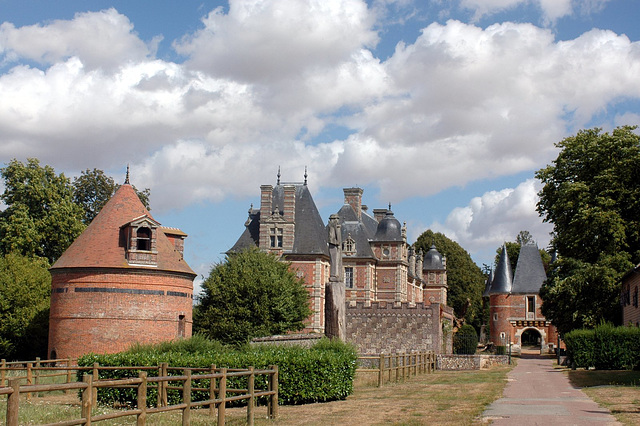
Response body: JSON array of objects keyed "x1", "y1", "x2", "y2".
[
  {"x1": 1, "y1": 359, "x2": 6, "y2": 387},
  {"x1": 66, "y1": 359, "x2": 73, "y2": 394},
  {"x1": 92, "y1": 362, "x2": 99, "y2": 407},
  {"x1": 137, "y1": 372, "x2": 147, "y2": 426},
  {"x1": 209, "y1": 364, "x2": 216, "y2": 416},
  {"x1": 268, "y1": 365, "x2": 278, "y2": 419},
  {"x1": 6, "y1": 378, "x2": 19, "y2": 426},
  {"x1": 218, "y1": 367, "x2": 227, "y2": 426},
  {"x1": 81, "y1": 374, "x2": 93, "y2": 426},
  {"x1": 26, "y1": 362, "x2": 33, "y2": 401},
  {"x1": 161, "y1": 363, "x2": 169, "y2": 407},
  {"x1": 182, "y1": 369, "x2": 191, "y2": 426},
  {"x1": 247, "y1": 367, "x2": 255, "y2": 426}
]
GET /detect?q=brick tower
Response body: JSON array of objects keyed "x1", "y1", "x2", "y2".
[{"x1": 48, "y1": 180, "x2": 196, "y2": 359}]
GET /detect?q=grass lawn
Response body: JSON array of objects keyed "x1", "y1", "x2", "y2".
[
  {"x1": 0, "y1": 365, "x2": 512, "y2": 425},
  {"x1": 566, "y1": 369, "x2": 640, "y2": 426}
]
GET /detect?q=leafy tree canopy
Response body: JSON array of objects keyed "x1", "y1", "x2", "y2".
[
  {"x1": 73, "y1": 168, "x2": 150, "y2": 224},
  {"x1": 0, "y1": 158, "x2": 85, "y2": 263},
  {"x1": 193, "y1": 248, "x2": 312, "y2": 345},
  {"x1": 536, "y1": 126, "x2": 640, "y2": 334},
  {"x1": 0, "y1": 253, "x2": 51, "y2": 360},
  {"x1": 415, "y1": 230, "x2": 486, "y2": 330}
]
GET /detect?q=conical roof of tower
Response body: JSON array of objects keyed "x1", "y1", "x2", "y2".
[
  {"x1": 423, "y1": 245, "x2": 445, "y2": 271},
  {"x1": 512, "y1": 244, "x2": 547, "y2": 294},
  {"x1": 489, "y1": 245, "x2": 512, "y2": 294},
  {"x1": 51, "y1": 183, "x2": 195, "y2": 276},
  {"x1": 482, "y1": 269, "x2": 494, "y2": 298}
]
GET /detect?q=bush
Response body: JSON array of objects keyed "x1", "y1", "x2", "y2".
[
  {"x1": 564, "y1": 324, "x2": 640, "y2": 369},
  {"x1": 453, "y1": 325, "x2": 478, "y2": 355},
  {"x1": 77, "y1": 337, "x2": 358, "y2": 407},
  {"x1": 495, "y1": 346, "x2": 506, "y2": 355}
]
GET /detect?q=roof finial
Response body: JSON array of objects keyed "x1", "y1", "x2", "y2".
[
  {"x1": 277, "y1": 166, "x2": 281, "y2": 185},
  {"x1": 388, "y1": 202, "x2": 392, "y2": 211},
  {"x1": 125, "y1": 164, "x2": 130, "y2": 185},
  {"x1": 304, "y1": 166, "x2": 308, "y2": 185}
]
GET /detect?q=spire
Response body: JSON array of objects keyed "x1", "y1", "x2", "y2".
[
  {"x1": 277, "y1": 166, "x2": 281, "y2": 185},
  {"x1": 489, "y1": 244, "x2": 513, "y2": 294},
  {"x1": 125, "y1": 164, "x2": 130, "y2": 185},
  {"x1": 304, "y1": 166, "x2": 308, "y2": 185}
]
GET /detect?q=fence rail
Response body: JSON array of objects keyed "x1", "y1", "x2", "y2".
[
  {"x1": 357, "y1": 351, "x2": 436, "y2": 387},
  {"x1": 1, "y1": 358, "x2": 278, "y2": 426}
]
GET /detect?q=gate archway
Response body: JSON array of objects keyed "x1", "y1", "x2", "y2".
[{"x1": 520, "y1": 328, "x2": 542, "y2": 348}]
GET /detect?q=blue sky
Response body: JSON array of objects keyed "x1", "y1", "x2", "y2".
[{"x1": 1, "y1": 0, "x2": 639, "y2": 293}]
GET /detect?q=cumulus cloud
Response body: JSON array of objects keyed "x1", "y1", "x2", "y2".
[
  {"x1": 0, "y1": 4, "x2": 639, "y2": 218},
  {"x1": 0, "y1": 8, "x2": 157, "y2": 69},
  {"x1": 429, "y1": 179, "x2": 553, "y2": 262}
]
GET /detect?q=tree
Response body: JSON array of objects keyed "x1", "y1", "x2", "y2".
[
  {"x1": 0, "y1": 253, "x2": 51, "y2": 360},
  {"x1": 414, "y1": 230, "x2": 486, "y2": 330},
  {"x1": 0, "y1": 158, "x2": 85, "y2": 263},
  {"x1": 193, "y1": 248, "x2": 312, "y2": 345},
  {"x1": 536, "y1": 126, "x2": 640, "y2": 334},
  {"x1": 73, "y1": 168, "x2": 151, "y2": 224}
]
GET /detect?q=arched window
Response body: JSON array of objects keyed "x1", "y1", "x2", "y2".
[{"x1": 136, "y1": 227, "x2": 152, "y2": 251}]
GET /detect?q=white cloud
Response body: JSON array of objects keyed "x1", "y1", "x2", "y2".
[
  {"x1": 429, "y1": 178, "x2": 553, "y2": 263},
  {"x1": 0, "y1": 9, "x2": 156, "y2": 70}
]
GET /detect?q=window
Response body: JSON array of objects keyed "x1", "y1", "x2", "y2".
[
  {"x1": 345, "y1": 267, "x2": 354, "y2": 288},
  {"x1": 178, "y1": 315, "x2": 186, "y2": 338},
  {"x1": 527, "y1": 296, "x2": 535, "y2": 319},
  {"x1": 269, "y1": 227, "x2": 283, "y2": 248},
  {"x1": 343, "y1": 235, "x2": 356, "y2": 255},
  {"x1": 136, "y1": 227, "x2": 151, "y2": 250},
  {"x1": 634, "y1": 286, "x2": 638, "y2": 308},
  {"x1": 493, "y1": 313, "x2": 498, "y2": 321}
]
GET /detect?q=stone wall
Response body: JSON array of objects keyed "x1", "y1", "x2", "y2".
[
  {"x1": 437, "y1": 354, "x2": 510, "y2": 370},
  {"x1": 346, "y1": 301, "x2": 444, "y2": 354}
]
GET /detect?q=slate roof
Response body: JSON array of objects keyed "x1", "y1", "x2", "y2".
[
  {"x1": 229, "y1": 184, "x2": 329, "y2": 256},
  {"x1": 373, "y1": 211, "x2": 403, "y2": 242},
  {"x1": 51, "y1": 183, "x2": 195, "y2": 277},
  {"x1": 334, "y1": 204, "x2": 375, "y2": 259},
  {"x1": 423, "y1": 245, "x2": 445, "y2": 270},
  {"x1": 489, "y1": 245, "x2": 513, "y2": 294},
  {"x1": 512, "y1": 244, "x2": 547, "y2": 294}
]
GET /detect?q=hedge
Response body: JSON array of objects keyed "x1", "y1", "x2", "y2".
[
  {"x1": 564, "y1": 324, "x2": 640, "y2": 370},
  {"x1": 77, "y1": 336, "x2": 357, "y2": 407}
]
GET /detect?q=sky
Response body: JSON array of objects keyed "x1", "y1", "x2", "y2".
[{"x1": 1, "y1": 0, "x2": 639, "y2": 295}]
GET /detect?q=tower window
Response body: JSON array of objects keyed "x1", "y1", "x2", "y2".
[
  {"x1": 136, "y1": 227, "x2": 151, "y2": 250},
  {"x1": 343, "y1": 235, "x2": 356, "y2": 255},
  {"x1": 269, "y1": 227, "x2": 283, "y2": 248},
  {"x1": 345, "y1": 267, "x2": 354, "y2": 288},
  {"x1": 527, "y1": 296, "x2": 535, "y2": 313}
]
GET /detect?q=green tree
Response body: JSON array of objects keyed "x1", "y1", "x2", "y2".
[
  {"x1": 415, "y1": 230, "x2": 486, "y2": 330},
  {"x1": 0, "y1": 253, "x2": 51, "y2": 360},
  {"x1": 73, "y1": 168, "x2": 151, "y2": 224},
  {"x1": 0, "y1": 158, "x2": 85, "y2": 263},
  {"x1": 536, "y1": 126, "x2": 640, "y2": 334},
  {"x1": 193, "y1": 248, "x2": 312, "y2": 345}
]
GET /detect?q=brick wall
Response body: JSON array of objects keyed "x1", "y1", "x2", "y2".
[
  {"x1": 49, "y1": 268, "x2": 193, "y2": 359},
  {"x1": 345, "y1": 301, "x2": 443, "y2": 355}
]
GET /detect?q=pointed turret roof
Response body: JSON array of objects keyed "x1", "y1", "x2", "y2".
[
  {"x1": 489, "y1": 245, "x2": 513, "y2": 294},
  {"x1": 512, "y1": 244, "x2": 547, "y2": 294},
  {"x1": 51, "y1": 183, "x2": 195, "y2": 276}
]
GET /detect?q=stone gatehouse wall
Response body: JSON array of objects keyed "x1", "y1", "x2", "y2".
[
  {"x1": 437, "y1": 355, "x2": 510, "y2": 370},
  {"x1": 346, "y1": 301, "x2": 444, "y2": 355}
]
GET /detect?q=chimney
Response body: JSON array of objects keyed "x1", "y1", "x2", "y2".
[
  {"x1": 283, "y1": 185, "x2": 296, "y2": 222},
  {"x1": 343, "y1": 188, "x2": 363, "y2": 221},
  {"x1": 373, "y1": 208, "x2": 387, "y2": 222},
  {"x1": 260, "y1": 185, "x2": 273, "y2": 217}
]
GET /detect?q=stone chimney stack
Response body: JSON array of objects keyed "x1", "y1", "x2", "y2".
[
  {"x1": 283, "y1": 185, "x2": 296, "y2": 222},
  {"x1": 416, "y1": 249, "x2": 424, "y2": 278},
  {"x1": 343, "y1": 187, "x2": 363, "y2": 221}
]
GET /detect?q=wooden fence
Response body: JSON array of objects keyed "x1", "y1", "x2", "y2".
[
  {"x1": 357, "y1": 351, "x2": 436, "y2": 387},
  {"x1": 0, "y1": 359, "x2": 278, "y2": 426}
]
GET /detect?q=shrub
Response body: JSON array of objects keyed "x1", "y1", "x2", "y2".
[
  {"x1": 453, "y1": 325, "x2": 478, "y2": 355},
  {"x1": 495, "y1": 346, "x2": 506, "y2": 355},
  {"x1": 77, "y1": 337, "x2": 357, "y2": 407},
  {"x1": 565, "y1": 324, "x2": 640, "y2": 369}
]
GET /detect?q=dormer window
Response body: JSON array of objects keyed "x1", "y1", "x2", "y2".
[
  {"x1": 136, "y1": 227, "x2": 151, "y2": 251},
  {"x1": 343, "y1": 235, "x2": 356, "y2": 255},
  {"x1": 122, "y1": 215, "x2": 160, "y2": 266},
  {"x1": 270, "y1": 227, "x2": 283, "y2": 248}
]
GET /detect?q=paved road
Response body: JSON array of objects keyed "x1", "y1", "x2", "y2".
[{"x1": 482, "y1": 353, "x2": 620, "y2": 425}]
